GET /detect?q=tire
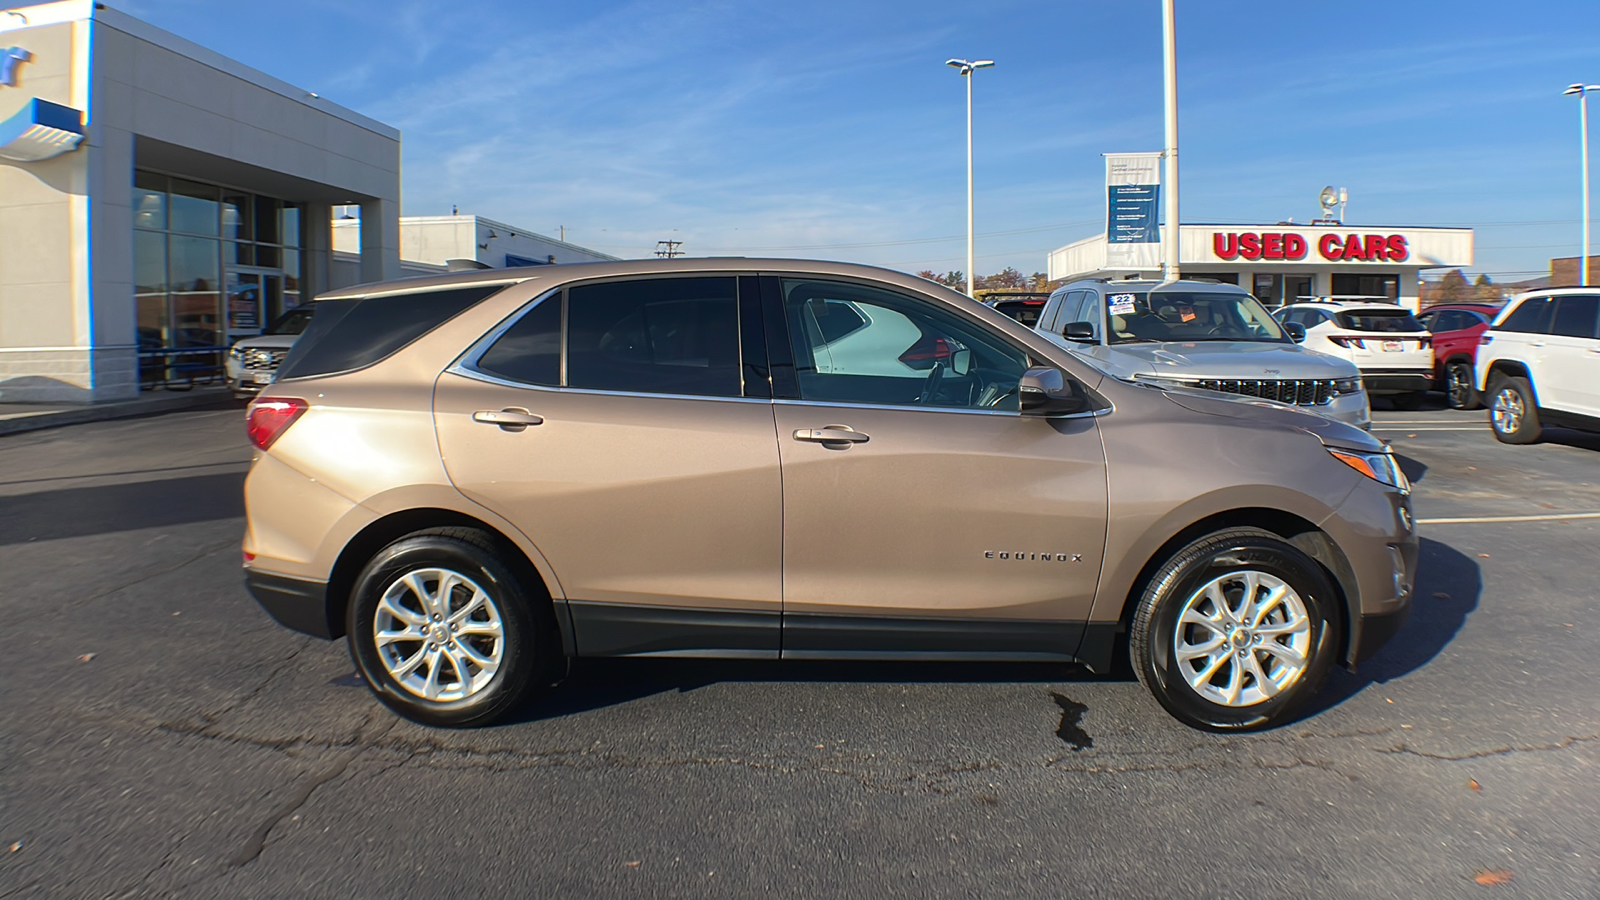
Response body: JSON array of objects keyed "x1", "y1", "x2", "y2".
[
  {"x1": 1444, "y1": 362, "x2": 1479, "y2": 410},
  {"x1": 1130, "y1": 528, "x2": 1343, "y2": 732},
  {"x1": 347, "y1": 528, "x2": 553, "y2": 727},
  {"x1": 1390, "y1": 391, "x2": 1425, "y2": 411},
  {"x1": 1488, "y1": 375, "x2": 1542, "y2": 444}
]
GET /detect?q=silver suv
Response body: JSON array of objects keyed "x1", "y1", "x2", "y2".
[
  {"x1": 242, "y1": 259, "x2": 1415, "y2": 732},
  {"x1": 225, "y1": 307, "x2": 314, "y2": 399},
  {"x1": 1037, "y1": 279, "x2": 1369, "y2": 428}
]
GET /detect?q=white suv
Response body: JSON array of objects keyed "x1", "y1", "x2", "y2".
[
  {"x1": 1275, "y1": 301, "x2": 1433, "y2": 410},
  {"x1": 1475, "y1": 289, "x2": 1600, "y2": 444}
]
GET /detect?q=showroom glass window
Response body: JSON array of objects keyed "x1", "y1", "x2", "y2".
[{"x1": 133, "y1": 172, "x2": 305, "y2": 387}]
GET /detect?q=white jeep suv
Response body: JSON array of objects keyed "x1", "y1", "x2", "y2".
[
  {"x1": 1475, "y1": 289, "x2": 1600, "y2": 444},
  {"x1": 1275, "y1": 301, "x2": 1433, "y2": 410}
]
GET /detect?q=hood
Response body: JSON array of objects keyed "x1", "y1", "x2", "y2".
[
  {"x1": 230, "y1": 333, "x2": 300, "y2": 350},
  {"x1": 1104, "y1": 341, "x2": 1357, "y2": 379},
  {"x1": 1159, "y1": 385, "x2": 1384, "y2": 453}
]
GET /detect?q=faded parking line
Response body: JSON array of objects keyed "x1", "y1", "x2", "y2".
[{"x1": 1417, "y1": 512, "x2": 1600, "y2": 525}]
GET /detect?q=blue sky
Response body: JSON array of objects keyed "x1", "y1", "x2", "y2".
[{"x1": 114, "y1": 0, "x2": 1600, "y2": 281}]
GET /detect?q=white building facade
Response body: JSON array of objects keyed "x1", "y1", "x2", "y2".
[
  {"x1": 330, "y1": 214, "x2": 616, "y2": 284},
  {"x1": 0, "y1": 0, "x2": 402, "y2": 402},
  {"x1": 1049, "y1": 223, "x2": 1474, "y2": 312}
]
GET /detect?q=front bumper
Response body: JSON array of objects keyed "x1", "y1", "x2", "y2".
[
  {"x1": 245, "y1": 569, "x2": 337, "y2": 639},
  {"x1": 1325, "y1": 481, "x2": 1418, "y2": 666}
]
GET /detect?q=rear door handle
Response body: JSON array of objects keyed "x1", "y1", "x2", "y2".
[
  {"x1": 473, "y1": 408, "x2": 544, "y2": 429},
  {"x1": 793, "y1": 425, "x2": 869, "y2": 444}
]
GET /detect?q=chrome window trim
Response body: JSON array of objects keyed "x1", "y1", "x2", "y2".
[
  {"x1": 443, "y1": 364, "x2": 772, "y2": 405},
  {"x1": 772, "y1": 398, "x2": 1109, "y2": 420}
]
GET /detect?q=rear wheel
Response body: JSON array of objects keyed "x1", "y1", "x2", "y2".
[
  {"x1": 1130, "y1": 528, "x2": 1342, "y2": 732},
  {"x1": 1489, "y1": 376, "x2": 1542, "y2": 444},
  {"x1": 1445, "y1": 362, "x2": 1479, "y2": 410},
  {"x1": 347, "y1": 528, "x2": 553, "y2": 727}
]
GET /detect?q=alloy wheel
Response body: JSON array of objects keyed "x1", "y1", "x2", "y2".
[
  {"x1": 1492, "y1": 388, "x2": 1523, "y2": 434},
  {"x1": 373, "y1": 567, "x2": 505, "y2": 702},
  {"x1": 1173, "y1": 570, "x2": 1311, "y2": 707}
]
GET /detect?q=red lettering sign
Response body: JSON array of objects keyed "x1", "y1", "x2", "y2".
[{"x1": 1208, "y1": 231, "x2": 1406, "y2": 263}]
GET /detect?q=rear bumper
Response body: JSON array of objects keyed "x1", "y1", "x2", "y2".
[
  {"x1": 1361, "y1": 371, "x2": 1433, "y2": 393},
  {"x1": 245, "y1": 569, "x2": 337, "y2": 639}
]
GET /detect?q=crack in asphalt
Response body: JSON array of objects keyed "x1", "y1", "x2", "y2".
[
  {"x1": 1376, "y1": 734, "x2": 1599, "y2": 762},
  {"x1": 75, "y1": 539, "x2": 239, "y2": 606},
  {"x1": 226, "y1": 713, "x2": 394, "y2": 869}
]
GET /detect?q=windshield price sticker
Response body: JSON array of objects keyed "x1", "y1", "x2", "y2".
[{"x1": 1109, "y1": 294, "x2": 1137, "y2": 315}]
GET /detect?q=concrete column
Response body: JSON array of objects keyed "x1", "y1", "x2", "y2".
[
  {"x1": 359, "y1": 197, "x2": 400, "y2": 284},
  {"x1": 302, "y1": 202, "x2": 333, "y2": 298}
]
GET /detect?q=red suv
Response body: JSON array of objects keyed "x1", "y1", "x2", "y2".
[{"x1": 1417, "y1": 302, "x2": 1503, "y2": 409}]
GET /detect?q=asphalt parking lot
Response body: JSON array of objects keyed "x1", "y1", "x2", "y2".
[{"x1": 2, "y1": 400, "x2": 1597, "y2": 898}]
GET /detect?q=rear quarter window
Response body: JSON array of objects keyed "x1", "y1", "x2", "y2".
[
  {"x1": 1496, "y1": 297, "x2": 1554, "y2": 335},
  {"x1": 276, "y1": 284, "x2": 507, "y2": 381},
  {"x1": 1335, "y1": 309, "x2": 1424, "y2": 332}
]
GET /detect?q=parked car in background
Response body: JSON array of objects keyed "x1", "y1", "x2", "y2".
[
  {"x1": 982, "y1": 291, "x2": 1051, "y2": 328},
  {"x1": 243, "y1": 259, "x2": 1415, "y2": 733},
  {"x1": 1476, "y1": 288, "x2": 1600, "y2": 444},
  {"x1": 1275, "y1": 301, "x2": 1433, "y2": 410},
  {"x1": 1035, "y1": 279, "x2": 1370, "y2": 429},
  {"x1": 226, "y1": 306, "x2": 314, "y2": 399},
  {"x1": 1415, "y1": 302, "x2": 1503, "y2": 409}
]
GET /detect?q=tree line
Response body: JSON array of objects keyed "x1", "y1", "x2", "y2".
[{"x1": 915, "y1": 267, "x2": 1056, "y2": 292}]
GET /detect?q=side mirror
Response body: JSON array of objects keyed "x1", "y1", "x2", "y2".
[
  {"x1": 1019, "y1": 366, "x2": 1090, "y2": 416},
  {"x1": 1283, "y1": 322, "x2": 1306, "y2": 343},
  {"x1": 950, "y1": 347, "x2": 972, "y2": 376},
  {"x1": 1061, "y1": 321, "x2": 1097, "y2": 342}
]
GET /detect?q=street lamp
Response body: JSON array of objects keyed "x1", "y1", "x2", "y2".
[
  {"x1": 1564, "y1": 83, "x2": 1600, "y2": 286},
  {"x1": 947, "y1": 58, "x2": 994, "y2": 297}
]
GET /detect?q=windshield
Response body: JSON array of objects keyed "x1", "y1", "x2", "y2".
[
  {"x1": 266, "y1": 306, "x2": 315, "y2": 336},
  {"x1": 1104, "y1": 290, "x2": 1287, "y2": 345}
]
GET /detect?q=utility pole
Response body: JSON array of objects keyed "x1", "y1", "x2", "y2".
[
  {"x1": 1160, "y1": 0, "x2": 1180, "y2": 282},
  {"x1": 654, "y1": 240, "x2": 683, "y2": 259}
]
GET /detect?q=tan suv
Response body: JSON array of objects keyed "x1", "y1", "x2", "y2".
[{"x1": 243, "y1": 259, "x2": 1417, "y2": 732}]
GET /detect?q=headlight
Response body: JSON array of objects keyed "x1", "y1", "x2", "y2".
[
  {"x1": 1328, "y1": 447, "x2": 1409, "y2": 493},
  {"x1": 229, "y1": 345, "x2": 245, "y2": 359},
  {"x1": 1332, "y1": 377, "x2": 1362, "y2": 395}
]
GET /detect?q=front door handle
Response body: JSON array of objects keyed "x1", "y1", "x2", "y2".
[
  {"x1": 793, "y1": 425, "x2": 869, "y2": 444},
  {"x1": 473, "y1": 408, "x2": 544, "y2": 430}
]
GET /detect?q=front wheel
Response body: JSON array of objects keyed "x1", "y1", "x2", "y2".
[
  {"x1": 1130, "y1": 529, "x2": 1343, "y2": 731},
  {"x1": 1445, "y1": 362, "x2": 1479, "y2": 410},
  {"x1": 347, "y1": 528, "x2": 552, "y2": 727},
  {"x1": 1489, "y1": 376, "x2": 1541, "y2": 444}
]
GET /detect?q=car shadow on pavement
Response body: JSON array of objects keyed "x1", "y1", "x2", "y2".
[
  {"x1": 1296, "y1": 535, "x2": 1480, "y2": 721},
  {"x1": 0, "y1": 471, "x2": 245, "y2": 545},
  {"x1": 1539, "y1": 427, "x2": 1600, "y2": 453},
  {"x1": 504, "y1": 657, "x2": 1106, "y2": 726},
  {"x1": 1394, "y1": 453, "x2": 1428, "y2": 486}
]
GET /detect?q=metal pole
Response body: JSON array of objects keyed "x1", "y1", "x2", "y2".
[
  {"x1": 1583, "y1": 90, "x2": 1591, "y2": 286},
  {"x1": 966, "y1": 69, "x2": 975, "y2": 298},
  {"x1": 1161, "y1": 0, "x2": 1180, "y2": 282}
]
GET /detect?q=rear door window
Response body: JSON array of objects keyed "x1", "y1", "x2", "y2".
[
  {"x1": 1334, "y1": 309, "x2": 1425, "y2": 332},
  {"x1": 566, "y1": 277, "x2": 741, "y2": 398},
  {"x1": 1551, "y1": 295, "x2": 1600, "y2": 339},
  {"x1": 1497, "y1": 297, "x2": 1554, "y2": 334},
  {"x1": 276, "y1": 284, "x2": 507, "y2": 381}
]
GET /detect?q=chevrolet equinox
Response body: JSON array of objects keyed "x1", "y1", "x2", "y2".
[{"x1": 243, "y1": 259, "x2": 1416, "y2": 731}]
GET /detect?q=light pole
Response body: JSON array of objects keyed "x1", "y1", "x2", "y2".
[
  {"x1": 1564, "y1": 83, "x2": 1600, "y2": 285},
  {"x1": 1160, "y1": 0, "x2": 1180, "y2": 282},
  {"x1": 947, "y1": 58, "x2": 993, "y2": 297}
]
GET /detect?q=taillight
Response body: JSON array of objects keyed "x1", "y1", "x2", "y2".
[
  {"x1": 899, "y1": 335, "x2": 953, "y2": 368},
  {"x1": 1479, "y1": 334, "x2": 1494, "y2": 346},
  {"x1": 1329, "y1": 336, "x2": 1367, "y2": 349},
  {"x1": 247, "y1": 398, "x2": 308, "y2": 450},
  {"x1": 1418, "y1": 336, "x2": 1432, "y2": 348}
]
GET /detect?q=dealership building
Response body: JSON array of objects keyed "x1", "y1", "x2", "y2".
[
  {"x1": 1048, "y1": 222, "x2": 1474, "y2": 312},
  {"x1": 0, "y1": 0, "x2": 612, "y2": 404}
]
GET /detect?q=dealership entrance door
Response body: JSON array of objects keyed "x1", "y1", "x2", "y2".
[{"x1": 225, "y1": 268, "x2": 283, "y2": 343}]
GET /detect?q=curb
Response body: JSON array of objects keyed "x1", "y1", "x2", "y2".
[{"x1": 0, "y1": 387, "x2": 238, "y2": 437}]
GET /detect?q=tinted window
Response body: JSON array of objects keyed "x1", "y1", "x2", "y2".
[
  {"x1": 782, "y1": 279, "x2": 1028, "y2": 410},
  {"x1": 1039, "y1": 291, "x2": 1069, "y2": 333},
  {"x1": 1498, "y1": 297, "x2": 1554, "y2": 335},
  {"x1": 1334, "y1": 309, "x2": 1424, "y2": 333},
  {"x1": 1552, "y1": 295, "x2": 1600, "y2": 339},
  {"x1": 276, "y1": 285, "x2": 504, "y2": 381},
  {"x1": 476, "y1": 293, "x2": 562, "y2": 385},
  {"x1": 567, "y1": 277, "x2": 740, "y2": 397}
]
